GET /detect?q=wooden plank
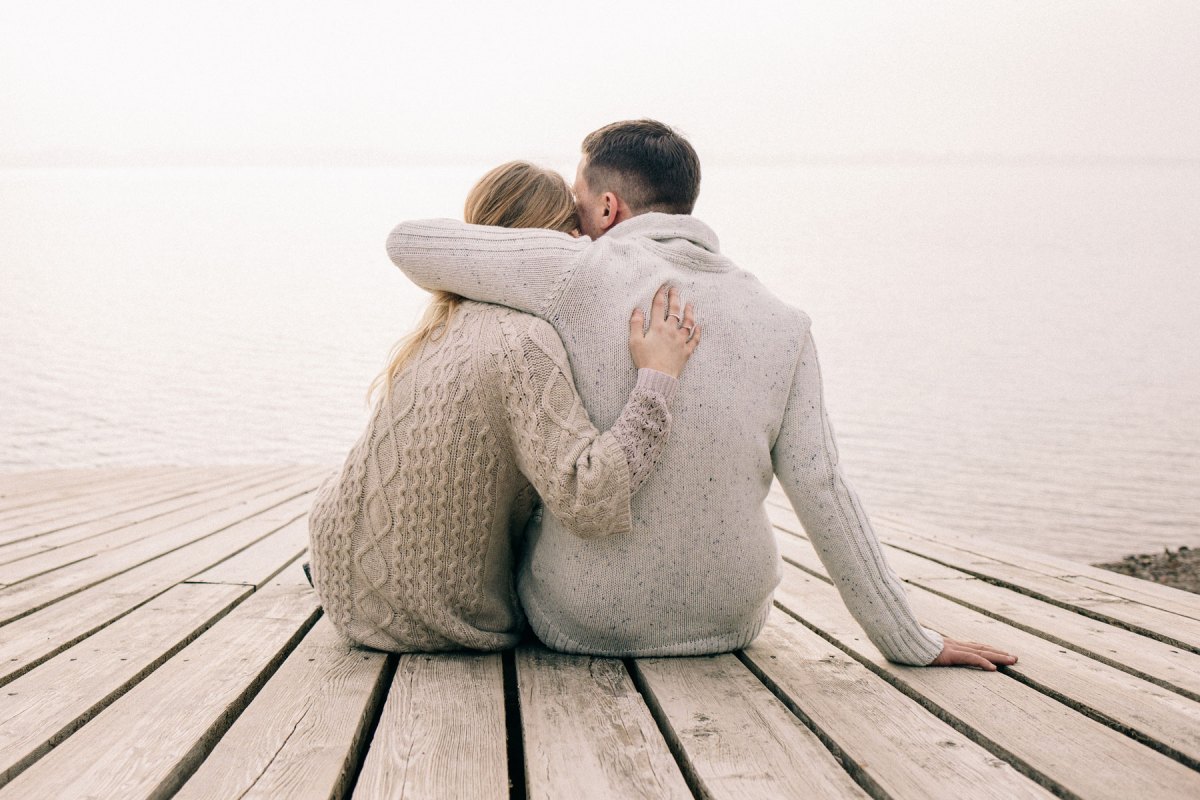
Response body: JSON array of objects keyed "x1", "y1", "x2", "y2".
[
  {"x1": 0, "y1": 582, "x2": 250, "y2": 788},
  {"x1": 0, "y1": 462, "x2": 213, "y2": 532},
  {"x1": 741, "y1": 614, "x2": 1053, "y2": 800},
  {"x1": 0, "y1": 467, "x2": 161, "y2": 508},
  {"x1": 765, "y1": 501, "x2": 1200, "y2": 652},
  {"x1": 353, "y1": 652, "x2": 507, "y2": 800},
  {"x1": 0, "y1": 569, "x2": 320, "y2": 800},
  {"x1": 184, "y1": 513, "x2": 310, "y2": 588},
  {"x1": 774, "y1": 532, "x2": 1200, "y2": 769},
  {"x1": 630, "y1": 654, "x2": 869, "y2": 799},
  {"x1": 516, "y1": 648, "x2": 694, "y2": 800},
  {"x1": 174, "y1": 618, "x2": 390, "y2": 800},
  {"x1": 0, "y1": 469, "x2": 324, "y2": 624},
  {"x1": 0, "y1": 466, "x2": 294, "y2": 562},
  {"x1": 770, "y1": 559, "x2": 1200, "y2": 798},
  {"x1": 0, "y1": 498, "x2": 312, "y2": 685},
  {"x1": 0, "y1": 466, "x2": 249, "y2": 536},
  {"x1": 0, "y1": 466, "x2": 306, "y2": 577},
  {"x1": 817, "y1": 533, "x2": 1200, "y2": 701},
  {"x1": 874, "y1": 513, "x2": 1200, "y2": 619},
  {"x1": 880, "y1": 534, "x2": 1200, "y2": 652}
]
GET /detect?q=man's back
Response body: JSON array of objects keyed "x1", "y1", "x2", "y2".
[
  {"x1": 518, "y1": 213, "x2": 806, "y2": 654},
  {"x1": 389, "y1": 212, "x2": 946, "y2": 663}
]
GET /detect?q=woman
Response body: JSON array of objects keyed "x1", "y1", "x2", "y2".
[{"x1": 307, "y1": 161, "x2": 700, "y2": 652}]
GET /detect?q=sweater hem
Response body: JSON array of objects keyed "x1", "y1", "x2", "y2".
[{"x1": 521, "y1": 591, "x2": 773, "y2": 657}]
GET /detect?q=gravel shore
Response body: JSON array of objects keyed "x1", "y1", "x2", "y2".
[{"x1": 1093, "y1": 546, "x2": 1200, "y2": 595}]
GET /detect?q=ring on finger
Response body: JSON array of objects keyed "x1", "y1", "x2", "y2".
[
  {"x1": 666, "y1": 312, "x2": 683, "y2": 325},
  {"x1": 682, "y1": 324, "x2": 695, "y2": 337}
]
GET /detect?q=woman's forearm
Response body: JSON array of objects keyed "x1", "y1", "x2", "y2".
[{"x1": 607, "y1": 369, "x2": 677, "y2": 493}]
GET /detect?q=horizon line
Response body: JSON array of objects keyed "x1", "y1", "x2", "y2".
[{"x1": 2, "y1": 150, "x2": 1198, "y2": 170}]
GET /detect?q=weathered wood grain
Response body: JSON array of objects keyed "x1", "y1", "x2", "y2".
[
  {"x1": 820, "y1": 532, "x2": 1200, "y2": 701},
  {"x1": 765, "y1": 501, "x2": 1200, "y2": 652},
  {"x1": 0, "y1": 471, "x2": 323, "y2": 625},
  {"x1": 0, "y1": 465, "x2": 294, "y2": 559},
  {"x1": 0, "y1": 496, "x2": 312, "y2": 685},
  {"x1": 741, "y1": 614, "x2": 1052, "y2": 799},
  {"x1": 771, "y1": 559, "x2": 1200, "y2": 798},
  {"x1": 184, "y1": 514, "x2": 310, "y2": 588},
  {"x1": 875, "y1": 511, "x2": 1200, "y2": 616},
  {"x1": 0, "y1": 582, "x2": 249, "y2": 788},
  {"x1": 353, "y1": 652, "x2": 508, "y2": 800},
  {"x1": 0, "y1": 570, "x2": 320, "y2": 800},
  {"x1": 631, "y1": 654, "x2": 869, "y2": 799},
  {"x1": 175, "y1": 618, "x2": 390, "y2": 800},
  {"x1": 776, "y1": 531, "x2": 1200, "y2": 768},
  {"x1": 518, "y1": 648, "x2": 692, "y2": 800},
  {"x1": 0, "y1": 467, "x2": 197, "y2": 529},
  {"x1": 0, "y1": 467, "x2": 164, "y2": 511},
  {"x1": 0, "y1": 467, "x2": 314, "y2": 585}
]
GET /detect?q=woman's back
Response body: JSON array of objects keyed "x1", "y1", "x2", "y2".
[{"x1": 308, "y1": 300, "x2": 644, "y2": 652}]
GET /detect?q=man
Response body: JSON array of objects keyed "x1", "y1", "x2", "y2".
[{"x1": 386, "y1": 119, "x2": 1015, "y2": 669}]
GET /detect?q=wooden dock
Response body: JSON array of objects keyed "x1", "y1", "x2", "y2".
[{"x1": 0, "y1": 465, "x2": 1197, "y2": 799}]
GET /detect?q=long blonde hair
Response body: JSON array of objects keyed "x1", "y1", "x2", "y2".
[{"x1": 367, "y1": 161, "x2": 579, "y2": 405}]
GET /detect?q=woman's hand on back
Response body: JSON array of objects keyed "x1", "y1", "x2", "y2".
[{"x1": 629, "y1": 284, "x2": 700, "y2": 379}]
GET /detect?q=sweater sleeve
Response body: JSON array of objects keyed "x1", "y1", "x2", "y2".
[
  {"x1": 386, "y1": 218, "x2": 590, "y2": 318},
  {"x1": 771, "y1": 329, "x2": 945, "y2": 666},
  {"x1": 500, "y1": 318, "x2": 676, "y2": 539}
]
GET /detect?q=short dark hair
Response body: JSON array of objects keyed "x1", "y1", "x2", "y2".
[{"x1": 581, "y1": 119, "x2": 700, "y2": 215}]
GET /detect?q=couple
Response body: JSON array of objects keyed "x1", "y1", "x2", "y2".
[{"x1": 308, "y1": 119, "x2": 1016, "y2": 670}]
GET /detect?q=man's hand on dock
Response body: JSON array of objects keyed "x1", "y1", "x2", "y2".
[{"x1": 929, "y1": 636, "x2": 1018, "y2": 670}]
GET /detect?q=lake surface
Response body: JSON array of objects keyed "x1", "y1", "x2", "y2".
[{"x1": 2, "y1": 163, "x2": 1197, "y2": 562}]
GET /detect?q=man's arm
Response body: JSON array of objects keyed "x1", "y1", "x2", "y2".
[
  {"x1": 386, "y1": 219, "x2": 590, "y2": 317},
  {"x1": 771, "y1": 328, "x2": 945, "y2": 666}
]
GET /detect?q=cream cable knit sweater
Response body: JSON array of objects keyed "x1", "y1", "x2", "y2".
[
  {"x1": 308, "y1": 301, "x2": 677, "y2": 652},
  {"x1": 386, "y1": 213, "x2": 945, "y2": 664}
]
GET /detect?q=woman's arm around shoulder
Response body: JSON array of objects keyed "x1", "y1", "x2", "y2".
[{"x1": 498, "y1": 285, "x2": 699, "y2": 539}]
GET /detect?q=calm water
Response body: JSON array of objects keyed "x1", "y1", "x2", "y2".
[{"x1": 2, "y1": 163, "x2": 1197, "y2": 562}]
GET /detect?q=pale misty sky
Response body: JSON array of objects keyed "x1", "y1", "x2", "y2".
[{"x1": 2, "y1": 0, "x2": 1198, "y2": 166}]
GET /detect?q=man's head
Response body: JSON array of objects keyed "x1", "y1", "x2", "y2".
[{"x1": 574, "y1": 119, "x2": 701, "y2": 239}]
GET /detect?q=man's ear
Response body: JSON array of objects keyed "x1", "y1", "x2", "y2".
[{"x1": 599, "y1": 191, "x2": 621, "y2": 231}]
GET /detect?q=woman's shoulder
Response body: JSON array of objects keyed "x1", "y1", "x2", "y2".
[{"x1": 462, "y1": 301, "x2": 556, "y2": 342}]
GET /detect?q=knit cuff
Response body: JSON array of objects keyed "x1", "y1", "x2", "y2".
[{"x1": 636, "y1": 368, "x2": 678, "y2": 403}]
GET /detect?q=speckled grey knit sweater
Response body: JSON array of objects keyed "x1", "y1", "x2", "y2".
[{"x1": 386, "y1": 212, "x2": 945, "y2": 664}]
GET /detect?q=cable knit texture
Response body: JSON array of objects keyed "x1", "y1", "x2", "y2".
[
  {"x1": 307, "y1": 301, "x2": 676, "y2": 653},
  {"x1": 386, "y1": 213, "x2": 945, "y2": 664}
]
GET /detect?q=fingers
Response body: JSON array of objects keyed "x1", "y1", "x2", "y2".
[
  {"x1": 651, "y1": 283, "x2": 670, "y2": 322},
  {"x1": 629, "y1": 307, "x2": 645, "y2": 340},
  {"x1": 642, "y1": 283, "x2": 701, "y2": 353},
  {"x1": 934, "y1": 636, "x2": 1017, "y2": 670},
  {"x1": 681, "y1": 302, "x2": 697, "y2": 338},
  {"x1": 666, "y1": 285, "x2": 683, "y2": 322},
  {"x1": 947, "y1": 637, "x2": 1018, "y2": 664},
  {"x1": 966, "y1": 653, "x2": 998, "y2": 671}
]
